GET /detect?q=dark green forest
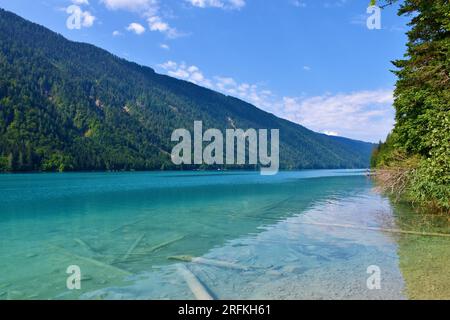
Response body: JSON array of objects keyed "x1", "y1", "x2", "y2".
[
  {"x1": 372, "y1": 0, "x2": 449, "y2": 212},
  {"x1": 0, "y1": 8, "x2": 375, "y2": 172}
]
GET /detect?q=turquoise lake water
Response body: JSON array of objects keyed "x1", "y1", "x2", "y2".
[{"x1": 0, "y1": 170, "x2": 449, "y2": 300}]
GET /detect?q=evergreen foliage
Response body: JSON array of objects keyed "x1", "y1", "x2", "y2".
[{"x1": 372, "y1": 1, "x2": 450, "y2": 212}]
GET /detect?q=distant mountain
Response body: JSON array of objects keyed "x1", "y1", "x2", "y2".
[{"x1": 0, "y1": 9, "x2": 375, "y2": 172}]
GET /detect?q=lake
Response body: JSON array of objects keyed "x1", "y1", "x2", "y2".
[{"x1": 0, "y1": 170, "x2": 449, "y2": 300}]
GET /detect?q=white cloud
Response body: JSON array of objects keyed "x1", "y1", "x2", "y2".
[
  {"x1": 160, "y1": 43, "x2": 170, "y2": 50},
  {"x1": 323, "y1": 130, "x2": 339, "y2": 136},
  {"x1": 279, "y1": 90, "x2": 394, "y2": 142},
  {"x1": 100, "y1": 0, "x2": 155, "y2": 11},
  {"x1": 159, "y1": 61, "x2": 212, "y2": 88},
  {"x1": 229, "y1": 0, "x2": 246, "y2": 9},
  {"x1": 72, "y1": 0, "x2": 89, "y2": 5},
  {"x1": 214, "y1": 76, "x2": 273, "y2": 108},
  {"x1": 81, "y1": 11, "x2": 96, "y2": 27},
  {"x1": 324, "y1": 0, "x2": 348, "y2": 8},
  {"x1": 100, "y1": 0, "x2": 248, "y2": 38},
  {"x1": 65, "y1": 5, "x2": 96, "y2": 29},
  {"x1": 158, "y1": 60, "x2": 394, "y2": 142},
  {"x1": 146, "y1": 15, "x2": 180, "y2": 38},
  {"x1": 147, "y1": 16, "x2": 168, "y2": 32},
  {"x1": 291, "y1": 0, "x2": 306, "y2": 8},
  {"x1": 158, "y1": 61, "x2": 273, "y2": 109},
  {"x1": 112, "y1": 30, "x2": 122, "y2": 36},
  {"x1": 127, "y1": 22, "x2": 146, "y2": 34},
  {"x1": 160, "y1": 60, "x2": 177, "y2": 69},
  {"x1": 100, "y1": 0, "x2": 180, "y2": 38},
  {"x1": 185, "y1": 0, "x2": 245, "y2": 10}
]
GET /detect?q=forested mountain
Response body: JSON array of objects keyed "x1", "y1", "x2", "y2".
[{"x1": 0, "y1": 8, "x2": 375, "y2": 172}]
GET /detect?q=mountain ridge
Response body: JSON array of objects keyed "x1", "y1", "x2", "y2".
[{"x1": 0, "y1": 8, "x2": 375, "y2": 172}]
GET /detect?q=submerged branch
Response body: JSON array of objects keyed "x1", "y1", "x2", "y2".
[{"x1": 177, "y1": 264, "x2": 215, "y2": 300}]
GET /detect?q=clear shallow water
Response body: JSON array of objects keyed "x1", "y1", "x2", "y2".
[{"x1": 0, "y1": 170, "x2": 449, "y2": 300}]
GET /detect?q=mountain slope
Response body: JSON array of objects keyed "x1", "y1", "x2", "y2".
[{"x1": 0, "y1": 9, "x2": 375, "y2": 172}]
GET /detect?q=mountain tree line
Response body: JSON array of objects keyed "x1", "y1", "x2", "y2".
[{"x1": 0, "y1": 8, "x2": 375, "y2": 173}]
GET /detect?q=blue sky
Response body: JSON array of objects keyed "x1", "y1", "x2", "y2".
[{"x1": 0, "y1": 0, "x2": 410, "y2": 142}]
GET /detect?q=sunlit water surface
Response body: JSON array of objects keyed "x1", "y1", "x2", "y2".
[{"x1": 0, "y1": 170, "x2": 449, "y2": 300}]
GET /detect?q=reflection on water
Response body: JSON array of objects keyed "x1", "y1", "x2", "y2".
[
  {"x1": 392, "y1": 203, "x2": 450, "y2": 300},
  {"x1": 0, "y1": 170, "x2": 448, "y2": 300}
]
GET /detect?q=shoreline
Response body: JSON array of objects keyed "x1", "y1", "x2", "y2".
[{"x1": 0, "y1": 168, "x2": 371, "y2": 175}]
